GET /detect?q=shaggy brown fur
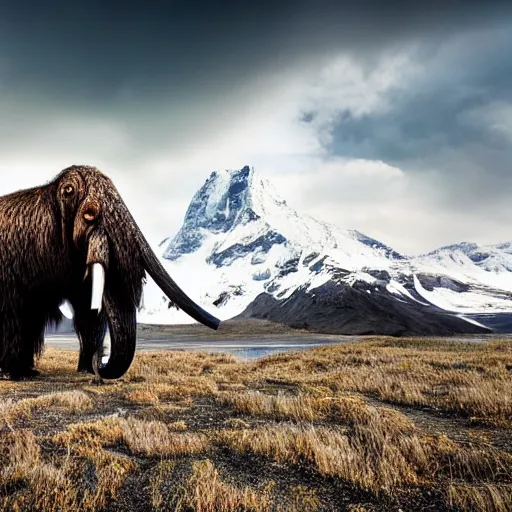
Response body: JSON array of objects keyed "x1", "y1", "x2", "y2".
[{"x1": 0, "y1": 166, "x2": 219, "y2": 380}]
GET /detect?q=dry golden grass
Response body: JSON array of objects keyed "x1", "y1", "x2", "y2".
[
  {"x1": 236, "y1": 338, "x2": 512, "y2": 427},
  {"x1": 447, "y1": 483, "x2": 512, "y2": 512},
  {"x1": 123, "y1": 377, "x2": 219, "y2": 405},
  {"x1": 288, "y1": 485, "x2": 321, "y2": 512},
  {"x1": 162, "y1": 458, "x2": 321, "y2": 512},
  {"x1": 0, "y1": 390, "x2": 93, "y2": 426},
  {"x1": 218, "y1": 391, "x2": 326, "y2": 422},
  {"x1": 171, "y1": 459, "x2": 276, "y2": 512},
  {"x1": 224, "y1": 417, "x2": 251, "y2": 429},
  {"x1": 125, "y1": 350, "x2": 233, "y2": 384},
  {"x1": 133, "y1": 402, "x2": 192, "y2": 422},
  {"x1": 124, "y1": 386, "x2": 160, "y2": 405},
  {"x1": 22, "y1": 389, "x2": 94, "y2": 413},
  {"x1": 54, "y1": 416, "x2": 209, "y2": 457},
  {"x1": 169, "y1": 420, "x2": 187, "y2": 431},
  {"x1": 0, "y1": 397, "x2": 17, "y2": 424},
  {"x1": 18, "y1": 339, "x2": 511, "y2": 429},
  {"x1": 0, "y1": 428, "x2": 134, "y2": 512},
  {"x1": 217, "y1": 421, "x2": 430, "y2": 494},
  {"x1": 439, "y1": 442, "x2": 512, "y2": 482},
  {"x1": 216, "y1": 395, "x2": 512, "y2": 496},
  {"x1": 119, "y1": 418, "x2": 208, "y2": 456},
  {"x1": 0, "y1": 429, "x2": 81, "y2": 512},
  {"x1": 217, "y1": 389, "x2": 431, "y2": 492},
  {"x1": 150, "y1": 459, "x2": 177, "y2": 511},
  {"x1": 0, "y1": 338, "x2": 511, "y2": 511},
  {"x1": 219, "y1": 391, "x2": 419, "y2": 435}
]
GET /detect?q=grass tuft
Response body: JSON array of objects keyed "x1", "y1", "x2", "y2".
[
  {"x1": 171, "y1": 459, "x2": 276, "y2": 512},
  {"x1": 448, "y1": 483, "x2": 512, "y2": 512}
]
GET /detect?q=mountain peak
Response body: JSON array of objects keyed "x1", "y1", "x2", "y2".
[
  {"x1": 162, "y1": 165, "x2": 267, "y2": 260},
  {"x1": 161, "y1": 164, "x2": 405, "y2": 272},
  {"x1": 207, "y1": 165, "x2": 253, "y2": 192},
  {"x1": 426, "y1": 242, "x2": 480, "y2": 255}
]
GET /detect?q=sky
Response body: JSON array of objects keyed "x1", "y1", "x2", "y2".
[{"x1": 0, "y1": 1, "x2": 511, "y2": 255}]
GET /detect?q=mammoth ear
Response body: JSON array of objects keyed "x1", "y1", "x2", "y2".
[{"x1": 59, "y1": 300, "x2": 75, "y2": 319}]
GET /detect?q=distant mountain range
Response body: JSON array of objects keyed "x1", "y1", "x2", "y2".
[{"x1": 138, "y1": 165, "x2": 512, "y2": 335}]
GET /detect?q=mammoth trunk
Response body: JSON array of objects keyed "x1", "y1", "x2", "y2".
[
  {"x1": 89, "y1": 186, "x2": 220, "y2": 379},
  {"x1": 113, "y1": 193, "x2": 220, "y2": 330}
]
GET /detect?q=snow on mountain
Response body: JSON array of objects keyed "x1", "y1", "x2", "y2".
[
  {"x1": 405, "y1": 242, "x2": 512, "y2": 314},
  {"x1": 415, "y1": 242, "x2": 512, "y2": 287},
  {"x1": 411, "y1": 274, "x2": 512, "y2": 314},
  {"x1": 137, "y1": 165, "x2": 512, "y2": 327},
  {"x1": 163, "y1": 166, "x2": 402, "y2": 268}
]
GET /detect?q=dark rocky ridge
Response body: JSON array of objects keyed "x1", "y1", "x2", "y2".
[
  {"x1": 207, "y1": 231, "x2": 286, "y2": 268},
  {"x1": 348, "y1": 230, "x2": 405, "y2": 261},
  {"x1": 237, "y1": 281, "x2": 490, "y2": 336}
]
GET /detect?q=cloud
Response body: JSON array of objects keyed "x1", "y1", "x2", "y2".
[
  {"x1": 0, "y1": 3, "x2": 511, "y2": 254},
  {"x1": 306, "y1": 23, "x2": 512, "y2": 252},
  {"x1": 0, "y1": 1, "x2": 509, "y2": 105}
]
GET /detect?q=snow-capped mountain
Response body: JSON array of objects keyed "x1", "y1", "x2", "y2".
[
  {"x1": 408, "y1": 242, "x2": 512, "y2": 315},
  {"x1": 417, "y1": 242, "x2": 512, "y2": 282},
  {"x1": 163, "y1": 165, "x2": 403, "y2": 269},
  {"x1": 138, "y1": 165, "x2": 512, "y2": 334},
  {"x1": 139, "y1": 165, "x2": 402, "y2": 323}
]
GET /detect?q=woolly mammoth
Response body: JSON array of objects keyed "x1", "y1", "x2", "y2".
[{"x1": 0, "y1": 165, "x2": 220, "y2": 380}]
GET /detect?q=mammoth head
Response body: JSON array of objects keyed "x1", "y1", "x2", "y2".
[{"x1": 54, "y1": 165, "x2": 220, "y2": 379}]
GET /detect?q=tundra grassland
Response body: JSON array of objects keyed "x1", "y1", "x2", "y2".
[{"x1": 0, "y1": 332, "x2": 511, "y2": 511}]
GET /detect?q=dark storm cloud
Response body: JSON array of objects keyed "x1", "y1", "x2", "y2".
[
  {"x1": 328, "y1": 22, "x2": 512, "y2": 216},
  {"x1": 332, "y1": 87, "x2": 507, "y2": 163},
  {"x1": 0, "y1": 0, "x2": 511, "y2": 251},
  {"x1": 0, "y1": 0, "x2": 508, "y2": 164},
  {"x1": 0, "y1": 0, "x2": 510, "y2": 108}
]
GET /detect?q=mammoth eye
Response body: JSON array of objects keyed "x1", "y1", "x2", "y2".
[{"x1": 63, "y1": 185, "x2": 74, "y2": 196}]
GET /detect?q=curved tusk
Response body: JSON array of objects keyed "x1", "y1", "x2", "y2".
[{"x1": 91, "y1": 263, "x2": 105, "y2": 312}]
